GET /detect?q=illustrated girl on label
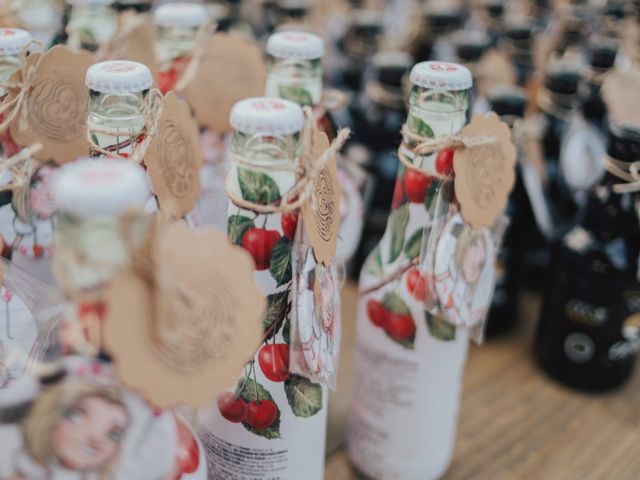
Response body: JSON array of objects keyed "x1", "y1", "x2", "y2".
[
  {"x1": 0, "y1": 162, "x2": 57, "y2": 264},
  {"x1": 434, "y1": 214, "x2": 495, "y2": 328}
]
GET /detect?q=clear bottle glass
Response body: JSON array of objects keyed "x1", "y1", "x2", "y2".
[
  {"x1": 66, "y1": 0, "x2": 117, "y2": 52},
  {"x1": 347, "y1": 62, "x2": 471, "y2": 480},
  {"x1": 85, "y1": 61, "x2": 153, "y2": 159},
  {"x1": 202, "y1": 98, "x2": 328, "y2": 480},
  {"x1": 154, "y1": 2, "x2": 209, "y2": 94},
  {"x1": 16, "y1": 0, "x2": 63, "y2": 46},
  {"x1": 265, "y1": 31, "x2": 324, "y2": 107}
]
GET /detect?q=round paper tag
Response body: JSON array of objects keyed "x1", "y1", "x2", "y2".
[
  {"x1": 302, "y1": 129, "x2": 341, "y2": 265},
  {"x1": 433, "y1": 213, "x2": 495, "y2": 328},
  {"x1": 8, "y1": 46, "x2": 94, "y2": 165},
  {"x1": 145, "y1": 92, "x2": 202, "y2": 219},
  {"x1": 453, "y1": 112, "x2": 517, "y2": 229}
]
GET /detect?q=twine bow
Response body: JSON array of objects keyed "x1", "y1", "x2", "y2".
[
  {"x1": 0, "y1": 143, "x2": 42, "y2": 191},
  {"x1": 226, "y1": 107, "x2": 350, "y2": 214},
  {"x1": 87, "y1": 88, "x2": 164, "y2": 165},
  {"x1": 0, "y1": 40, "x2": 45, "y2": 134},
  {"x1": 397, "y1": 123, "x2": 498, "y2": 181},
  {"x1": 605, "y1": 156, "x2": 640, "y2": 194}
]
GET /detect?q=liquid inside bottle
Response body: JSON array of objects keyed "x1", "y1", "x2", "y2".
[{"x1": 66, "y1": 0, "x2": 117, "y2": 52}]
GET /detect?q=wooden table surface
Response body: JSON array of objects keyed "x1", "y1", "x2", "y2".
[{"x1": 325, "y1": 283, "x2": 640, "y2": 479}]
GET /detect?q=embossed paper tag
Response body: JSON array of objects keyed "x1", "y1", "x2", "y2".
[
  {"x1": 602, "y1": 68, "x2": 640, "y2": 127},
  {"x1": 302, "y1": 128, "x2": 340, "y2": 264},
  {"x1": 453, "y1": 112, "x2": 516, "y2": 229},
  {"x1": 181, "y1": 32, "x2": 266, "y2": 133},
  {"x1": 475, "y1": 50, "x2": 517, "y2": 97},
  {"x1": 104, "y1": 222, "x2": 264, "y2": 408},
  {"x1": 7, "y1": 46, "x2": 93, "y2": 165},
  {"x1": 145, "y1": 92, "x2": 202, "y2": 219},
  {"x1": 106, "y1": 12, "x2": 158, "y2": 80}
]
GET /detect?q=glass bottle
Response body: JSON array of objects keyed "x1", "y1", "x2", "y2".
[
  {"x1": 350, "y1": 51, "x2": 412, "y2": 273},
  {"x1": 347, "y1": 61, "x2": 472, "y2": 480},
  {"x1": 485, "y1": 85, "x2": 528, "y2": 336},
  {"x1": 535, "y1": 122, "x2": 640, "y2": 391},
  {"x1": 65, "y1": 0, "x2": 118, "y2": 52},
  {"x1": 501, "y1": 16, "x2": 536, "y2": 86},
  {"x1": 115, "y1": 0, "x2": 153, "y2": 14},
  {"x1": 15, "y1": 0, "x2": 63, "y2": 46},
  {"x1": 451, "y1": 30, "x2": 491, "y2": 114},
  {"x1": 85, "y1": 60, "x2": 153, "y2": 160},
  {"x1": 202, "y1": 98, "x2": 328, "y2": 480},
  {"x1": 582, "y1": 37, "x2": 617, "y2": 134},
  {"x1": 154, "y1": 2, "x2": 209, "y2": 95},
  {"x1": 52, "y1": 159, "x2": 207, "y2": 480}
]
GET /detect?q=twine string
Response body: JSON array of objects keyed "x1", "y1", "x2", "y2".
[
  {"x1": 604, "y1": 156, "x2": 640, "y2": 194},
  {"x1": 0, "y1": 143, "x2": 43, "y2": 191},
  {"x1": 87, "y1": 88, "x2": 164, "y2": 164},
  {"x1": 226, "y1": 107, "x2": 350, "y2": 214},
  {"x1": 174, "y1": 19, "x2": 215, "y2": 92}
]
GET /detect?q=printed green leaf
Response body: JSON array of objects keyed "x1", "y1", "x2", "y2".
[
  {"x1": 388, "y1": 331, "x2": 415, "y2": 350},
  {"x1": 404, "y1": 228, "x2": 424, "y2": 260},
  {"x1": 238, "y1": 378, "x2": 281, "y2": 439},
  {"x1": 278, "y1": 85, "x2": 314, "y2": 107},
  {"x1": 282, "y1": 317, "x2": 290, "y2": 344},
  {"x1": 364, "y1": 246, "x2": 384, "y2": 278},
  {"x1": 381, "y1": 291, "x2": 410, "y2": 315},
  {"x1": 284, "y1": 374, "x2": 323, "y2": 418},
  {"x1": 263, "y1": 291, "x2": 289, "y2": 337},
  {"x1": 426, "y1": 313, "x2": 456, "y2": 341},
  {"x1": 269, "y1": 237, "x2": 293, "y2": 286},
  {"x1": 389, "y1": 205, "x2": 410, "y2": 262},
  {"x1": 228, "y1": 215, "x2": 254, "y2": 246},
  {"x1": 237, "y1": 168, "x2": 281, "y2": 205},
  {"x1": 424, "y1": 180, "x2": 440, "y2": 213},
  {"x1": 408, "y1": 115, "x2": 435, "y2": 139}
]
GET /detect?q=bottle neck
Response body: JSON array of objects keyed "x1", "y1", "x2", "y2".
[{"x1": 265, "y1": 56, "x2": 323, "y2": 107}]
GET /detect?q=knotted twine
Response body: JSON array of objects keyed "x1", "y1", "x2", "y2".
[
  {"x1": 173, "y1": 19, "x2": 216, "y2": 93},
  {"x1": 0, "y1": 40, "x2": 45, "y2": 135},
  {"x1": 226, "y1": 107, "x2": 350, "y2": 214},
  {"x1": 605, "y1": 156, "x2": 640, "y2": 194},
  {"x1": 86, "y1": 88, "x2": 164, "y2": 165},
  {"x1": 0, "y1": 143, "x2": 42, "y2": 191}
]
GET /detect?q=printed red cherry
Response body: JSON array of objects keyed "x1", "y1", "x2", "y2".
[
  {"x1": 281, "y1": 212, "x2": 298, "y2": 241},
  {"x1": 242, "y1": 227, "x2": 280, "y2": 270},
  {"x1": 406, "y1": 268, "x2": 428, "y2": 302},
  {"x1": 384, "y1": 312, "x2": 416, "y2": 341},
  {"x1": 435, "y1": 148, "x2": 455, "y2": 175},
  {"x1": 258, "y1": 343, "x2": 290, "y2": 382},
  {"x1": 367, "y1": 299, "x2": 389, "y2": 327},
  {"x1": 217, "y1": 391, "x2": 247, "y2": 423},
  {"x1": 174, "y1": 416, "x2": 199, "y2": 476},
  {"x1": 403, "y1": 169, "x2": 431, "y2": 203},
  {"x1": 32, "y1": 245, "x2": 44, "y2": 258},
  {"x1": 391, "y1": 178, "x2": 404, "y2": 209},
  {"x1": 158, "y1": 67, "x2": 179, "y2": 95},
  {"x1": 246, "y1": 400, "x2": 278, "y2": 430}
]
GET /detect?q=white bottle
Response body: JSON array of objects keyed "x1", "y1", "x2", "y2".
[
  {"x1": 200, "y1": 98, "x2": 327, "y2": 480},
  {"x1": 347, "y1": 62, "x2": 473, "y2": 480}
]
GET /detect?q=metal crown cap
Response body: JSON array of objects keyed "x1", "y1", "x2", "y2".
[
  {"x1": 0, "y1": 28, "x2": 31, "y2": 56},
  {"x1": 230, "y1": 97, "x2": 305, "y2": 136},
  {"x1": 266, "y1": 31, "x2": 325, "y2": 60},
  {"x1": 85, "y1": 60, "x2": 153, "y2": 94},
  {"x1": 54, "y1": 159, "x2": 150, "y2": 218},
  {"x1": 410, "y1": 61, "x2": 473, "y2": 91},
  {"x1": 154, "y1": 2, "x2": 209, "y2": 28}
]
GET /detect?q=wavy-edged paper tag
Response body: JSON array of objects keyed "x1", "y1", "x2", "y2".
[
  {"x1": 7, "y1": 45, "x2": 93, "y2": 165},
  {"x1": 145, "y1": 92, "x2": 202, "y2": 219},
  {"x1": 602, "y1": 68, "x2": 640, "y2": 127},
  {"x1": 453, "y1": 112, "x2": 516, "y2": 229},
  {"x1": 107, "y1": 12, "x2": 158, "y2": 80},
  {"x1": 182, "y1": 32, "x2": 266, "y2": 133},
  {"x1": 301, "y1": 127, "x2": 340, "y2": 265},
  {"x1": 103, "y1": 222, "x2": 264, "y2": 408}
]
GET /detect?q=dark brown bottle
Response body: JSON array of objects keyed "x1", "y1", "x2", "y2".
[{"x1": 535, "y1": 123, "x2": 640, "y2": 391}]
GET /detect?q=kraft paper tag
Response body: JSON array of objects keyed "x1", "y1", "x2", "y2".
[
  {"x1": 145, "y1": 92, "x2": 202, "y2": 219},
  {"x1": 182, "y1": 32, "x2": 266, "y2": 133},
  {"x1": 602, "y1": 68, "x2": 640, "y2": 127},
  {"x1": 7, "y1": 45, "x2": 93, "y2": 165},
  {"x1": 475, "y1": 50, "x2": 518, "y2": 97},
  {"x1": 301, "y1": 128, "x2": 340, "y2": 265},
  {"x1": 107, "y1": 12, "x2": 158, "y2": 80},
  {"x1": 104, "y1": 222, "x2": 264, "y2": 408},
  {"x1": 453, "y1": 112, "x2": 517, "y2": 229}
]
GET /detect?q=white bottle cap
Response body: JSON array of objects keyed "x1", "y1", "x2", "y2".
[
  {"x1": 154, "y1": 2, "x2": 209, "y2": 28},
  {"x1": 266, "y1": 31, "x2": 325, "y2": 61},
  {"x1": 54, "y1": 159, "x2": 150, "y2": 218},
  {"x1": 85, "y1": 60, "x2": 153, "y2": 94},
  {"x1": 410, "y1": 61, "x2": 473, "y2": 91},
  {"x1": 0, "y1": 28, "x2": 31, "y2": 56},
  {"x1": 230, "y1": 97, "x2": 305, "y2": 136}
]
